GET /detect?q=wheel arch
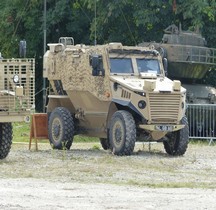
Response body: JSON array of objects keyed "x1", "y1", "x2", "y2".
[
  {"x1": 106, "y1": 100, "x2": 142, "y2": 129},
  {"x1": 47, "y1": 97, "x2": 76, "y2": 114}
]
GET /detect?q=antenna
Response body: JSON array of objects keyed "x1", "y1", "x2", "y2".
[
  {"x1": 118, "y1": 2, "x2": 137, "y2": 46},
  {"x1": 94, "y1": 0, "x2": 97, "y2": 45}
]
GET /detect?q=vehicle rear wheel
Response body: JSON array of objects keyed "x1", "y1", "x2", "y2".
[
  {"x1": 48, "y1": 107, "x2": 74, "y2": 150},
  {"x1": 109, "y1": 110, "x2": 136, "y2": 156},
  {"x1": 100, "y1": 138, "x2": 110, "y2": 150},
  {"x1": 163, "y1": 116, "x2": 189, "y2": 156},
  {"x1": 0, "y1": 123, "x2": 13, "y2": 159}
]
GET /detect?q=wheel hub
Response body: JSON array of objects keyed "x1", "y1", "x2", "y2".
[
  {"x1": 52, "y1": 118, "x2": 62, "y2": 141},
  {"x1": 113, "y1": 121, "x2": 124, "y2": 146},
  {"x1": 115, "y1": 127, "x2": 122, "y2": 143},
  {"x1": 53, "y1": 124, "x2": 60, "y2": 138}
]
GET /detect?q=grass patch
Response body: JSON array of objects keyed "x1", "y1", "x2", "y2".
[
  {"x1": 189, "y1": 139, "x2": 211, "y2": 145},
  {"x1": 73, "y1": 135, "x2": 98, "y2": 143},
  {"x1": 125, "y1": 180, "x2": 216, "y2": 189},
  {"x1": 12, "y1": 122, "x2": 98, "y2": 143},
  {"x1": 12, "y1": 122, "x2": 214, "y2": 145},
  {"x1": 13, "y1": 122, "x2": 31, "y2": 142},
  {"x1": 92, "y1": 144, "x2": 101, "y2": 150}
]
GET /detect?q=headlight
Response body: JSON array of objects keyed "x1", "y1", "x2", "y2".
[
  {"x1": 138, "y1": 100, "x2": 146, "y2": 109},
  {"x1": 13, "y1": 74, "x2": 19, "y2": 83}
]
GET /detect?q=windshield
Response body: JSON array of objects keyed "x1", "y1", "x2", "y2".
[
  {"x1": 136, "y1": 58, "x2": 160, "y2": 74},
  {"x1": 110, "y1": 58, "x2": 133, "y2": 74}
]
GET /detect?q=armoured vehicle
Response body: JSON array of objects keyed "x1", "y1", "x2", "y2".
[
  {"x1": 140, "y1": 24, "x2": 216, "y2": 137},
  {"x1": 0, "y1": 58, "x2": 35, "y2": 159},
  {"x1": 140, "y1": 24, "x2": 216, "y2": 82},
  {"x1": 43, "y1": 38, "x2": 189, "y2": 156}
]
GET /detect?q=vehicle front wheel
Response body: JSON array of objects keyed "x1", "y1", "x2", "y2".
[
  {"x1": 48, "y1": 107, "x2": 74, "y2": 150},
  {"x1": 0, "y1": 123, "x2": 13, "y2": 159},
  {"x1": 109, "y1": 110, "x2": 136, "y2": 156},
  {"x1": 163, "y1": 116, "x2": 189, "y2": 156}
]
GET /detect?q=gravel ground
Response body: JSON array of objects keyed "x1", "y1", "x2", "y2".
[{"x1": 0, "y1": 141, "x2": 216, "y2": 209}]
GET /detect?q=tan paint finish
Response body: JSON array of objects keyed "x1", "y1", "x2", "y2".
[
  {"x1": 44, "y1": 40, "x2": 187, "y2": 140},
  {"x1": 0, "y1": 59, "x2": 35, "y2": 123}
]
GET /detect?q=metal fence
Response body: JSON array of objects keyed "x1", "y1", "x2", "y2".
[{"x1": 186, "y1": 104, "x2": 216, "y2": 144}]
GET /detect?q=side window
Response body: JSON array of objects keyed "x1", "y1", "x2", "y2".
[
  {"x1": 110, "y1": 58, "x2": 133, "y2": 74},
  {"x1": 89, "y1": 54, "x2": 105, "y2": 76}
]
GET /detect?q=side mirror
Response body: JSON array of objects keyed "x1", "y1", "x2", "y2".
[
  {"x1": 90, "y1": 54, "x2": 105, "y2": 76},
  {"x1": 163, "y1": 58, "x2": 168, "y2": 76}
]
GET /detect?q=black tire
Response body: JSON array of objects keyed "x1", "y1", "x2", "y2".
[
  {"x1": 109, "y1": 110, "x2": 136, "y2": 156},
  {"x1": 48, "y1": 107, "x2": 74, "y2": 150},
  {"x1": 163, "y1": 116, "x2": 189, "y2": 156},
  {"x1": 100, "y1": 138, "x2": 110, "y2": 150},
  {"x1": 0, "y1": 123, "x2": 13, "y2": 159}
]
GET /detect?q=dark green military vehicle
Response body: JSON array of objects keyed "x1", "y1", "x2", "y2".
[{"x1": 140, "y1": 24, "x2": 216, "y2": 137}]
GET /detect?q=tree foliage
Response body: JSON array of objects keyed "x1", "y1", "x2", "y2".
[
  {"x1": 1, "y1": 0, "x2": 216, "y2": 57},
  {"x1": 0, "y1": 0, "x2": 216, "y2": 110}
]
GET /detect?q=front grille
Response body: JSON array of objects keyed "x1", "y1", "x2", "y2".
[{"x1": 148, "y1": 93, "x2": 181, "y2": 123}]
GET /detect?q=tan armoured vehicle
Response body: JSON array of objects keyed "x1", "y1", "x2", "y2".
[
  {"x1": 43, "y1": 38, "x2": 189, "y2": 156},
  {"x1": 0, "y1": 58, "x2": 35, "y2": 159}
]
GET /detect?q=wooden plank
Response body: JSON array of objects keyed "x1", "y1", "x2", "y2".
[{"x1": 29, "y1": 113, "x2": 48, "y2": 150}]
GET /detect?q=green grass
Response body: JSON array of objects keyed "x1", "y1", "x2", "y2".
[
  {"x1": 12, "y1": 122, "x2": 98, "y2": 143},
  {"x1": 125, "y1": 180, "x2": 216, "y2": 189},
  {"x1": 74, "y1": 136, "x2": 98, "y2": 143},
  {"x1": 13, "y1": 122, "x2": 31, "y2": 142},
  {"x1": 13, "y1": 122, "x2": 214, "y2": 145},
  {"x1": 189, "y1": 139, "x2": 211, "y2": 146}
]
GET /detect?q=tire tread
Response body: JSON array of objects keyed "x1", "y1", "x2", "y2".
[
  {"x1": 0, "y1": 123, "x2": 13, "y2": 159},
  {"x1": 109, "y1": 110, "x2": 136, "y2": 156},
  {"x1": 48, "y1": 107, "x2": 74, "y2": 150}
]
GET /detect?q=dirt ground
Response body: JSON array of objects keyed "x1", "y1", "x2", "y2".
[{"x1": 0, "y1": 141, "x2": 216, "y2": 210}]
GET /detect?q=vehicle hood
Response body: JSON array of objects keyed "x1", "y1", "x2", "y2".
[{"x1": 110, "y1": 75, "x2": 186, "y2": 93}]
